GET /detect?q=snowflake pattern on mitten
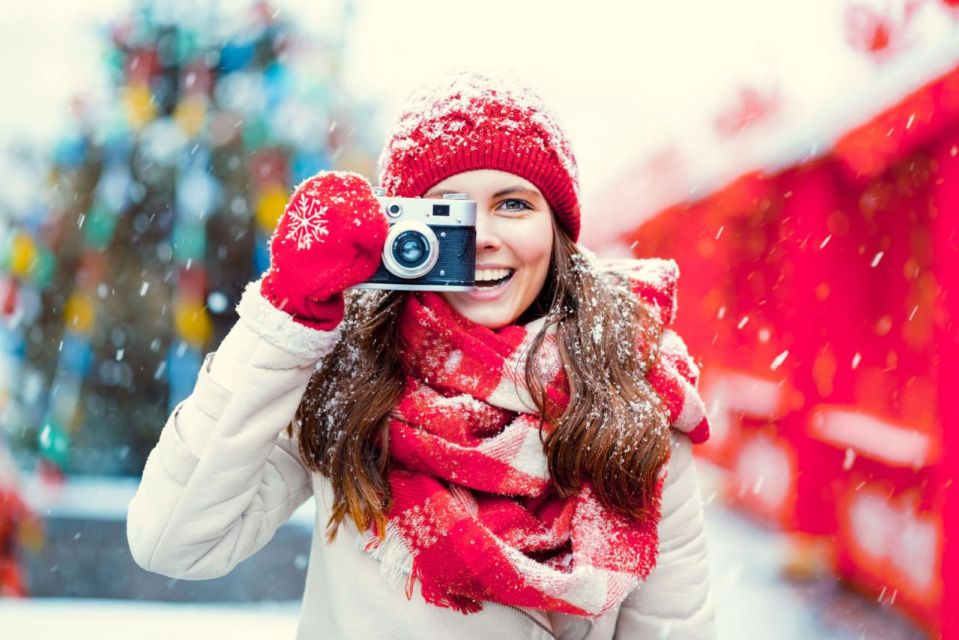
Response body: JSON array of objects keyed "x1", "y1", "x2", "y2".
[{"x1": 285, "y1": 197, "x2": 330, "y2": 250}]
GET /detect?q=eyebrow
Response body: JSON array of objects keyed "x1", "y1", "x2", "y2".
[{"x1": 426, "y1": 186, "x2": 542, "y2": 199}]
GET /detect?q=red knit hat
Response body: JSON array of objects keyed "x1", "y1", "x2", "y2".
[{"x1": 377, "y1": 68, "x2": 582, "y2": 241}]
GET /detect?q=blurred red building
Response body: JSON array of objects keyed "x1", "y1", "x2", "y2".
[{"x1": 593, "y1": 63, "x2": 959, "y2": 637}]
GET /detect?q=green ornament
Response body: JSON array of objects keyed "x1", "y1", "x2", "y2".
[
  {"x1": 84, "y1": 205, "x2": 118, "y2": 250},
  {"x1": 104, "y1": 47, "x2": 125, "y2": 80},
  {"x1": 242, "y1": 118, "x2": 270, "y2": 151},
  {"x1": 38, "y1": 419, "x2": 71, "y2": 467},
  {"x1": 177, "y1": 29, "x2": 198, "y2": 63},
  {"x1": 0, "y1": 228, "x2": 13, "y2": 273},
  {"x1": 28, "y1": 247, "x2": 56, "y2": 290},
  {"x1": 172, "y1": 222, "x2": 206, "y2": 263}
]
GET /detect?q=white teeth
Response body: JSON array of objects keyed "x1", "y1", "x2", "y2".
[{"x1": 475, "y1": 268, "x2": 514, "y2": 283}]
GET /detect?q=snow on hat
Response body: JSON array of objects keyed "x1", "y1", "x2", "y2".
[{"x1": 376, "y1": 67, "x2": 582, "y2": 241}]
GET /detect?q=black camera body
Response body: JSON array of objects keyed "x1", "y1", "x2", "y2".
[{"x1": 356, "y1": 189, "x2": 477, "y2": 291}]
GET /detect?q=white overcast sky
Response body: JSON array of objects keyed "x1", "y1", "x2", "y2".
[{"x1": 2, "y1": 0, "x2": 958, "y2": 222}]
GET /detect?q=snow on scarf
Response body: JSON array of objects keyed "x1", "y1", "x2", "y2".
[{"x1": 358, "y1": 256, "x2": 709, "y2": 618}]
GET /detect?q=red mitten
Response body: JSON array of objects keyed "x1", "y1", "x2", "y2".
[{"x1": 261, "y1": 171, "x2": 388, "y2": 331}]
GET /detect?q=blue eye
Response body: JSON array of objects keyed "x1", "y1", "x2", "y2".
[{"x1": 499, "y1": 198, "x2": 531, "y2": 212}]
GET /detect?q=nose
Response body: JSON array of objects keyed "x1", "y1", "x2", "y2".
[{"x1": 474, "y1": 209, "x2": 502, "y2": 253}]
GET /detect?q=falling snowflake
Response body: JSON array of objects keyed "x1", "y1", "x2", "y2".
[
  {"x1": 285, "y1": 197, "x2": 330, "y2": 250},
  {"x1": 770, "y1": 350, "x2": 789, "y2": 371}
]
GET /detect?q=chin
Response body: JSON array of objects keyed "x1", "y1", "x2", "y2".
[
  {"x1": 460, "y1": 308, "x2": 515, "y2": 329},
  {"x1": 445, "y1": 299, "x2": 517, "y2": 329}
]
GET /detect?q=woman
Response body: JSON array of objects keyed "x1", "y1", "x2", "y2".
[{"x1": 127, "y1": 68, "x2": 716, "y2": 639}]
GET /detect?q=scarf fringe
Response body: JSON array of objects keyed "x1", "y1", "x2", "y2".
[
  {"x1": 357, "y1": 521, "x2": 483, "y2": 614},
  {"x1": 357, "y1": 519, "x2": 416, "y2": 592},
  {"x1": 420, "y1": 579, "x2": 485, "y2": 615}
]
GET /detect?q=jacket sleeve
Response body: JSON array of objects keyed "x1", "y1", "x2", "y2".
[
  {"x1": 126, "y1": 280, "x2": 341, "y2": 580},
  {"x1": 614, "y1": 433, "x2": 717, "y2": 639}
]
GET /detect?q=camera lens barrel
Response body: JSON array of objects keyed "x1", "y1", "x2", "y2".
[{"x1": 382, "y1": 221, "x2": 440, "y2": 279}]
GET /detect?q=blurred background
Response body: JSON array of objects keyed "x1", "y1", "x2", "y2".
[{"x1": 0, "y1": 0, "x2": 956, "y2": 638}]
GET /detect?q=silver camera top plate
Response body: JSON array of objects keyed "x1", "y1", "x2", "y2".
[{"x1": 374, "y1": 191, "x2": 477, "y2": 226}]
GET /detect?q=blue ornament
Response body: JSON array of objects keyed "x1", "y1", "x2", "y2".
[
  {"x1": 102, "y1": 134, "x2": 132, "y2": 166},
  {"x1": 254, "y1": 232, "x2": 271, "y2": 277},
  {"x1": 59, "y1": 332, "x2": 93, "y2": 377},
  {"x1": 167, "y1": 341, "x2": 203, "y2": 414},
  {"x1": 292, "y1": 151, "x2": 331, "y2": 185},
  {"x1": 218, "y1": 39, "x2": 255, "y2": 73},
  {"x1": 54, "y1": 135, "x2": 87, "y2": 169},
  {"x1": 263, "y1": 62, "x2": 291, "y2": 111},
  {"x1": 0, "y1": 324, "x2": 25, "y2": 358}
]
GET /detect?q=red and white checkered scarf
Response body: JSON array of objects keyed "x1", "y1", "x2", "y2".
[{"x1": 360, "y1": 258, "x2": 710, "y2": 618}]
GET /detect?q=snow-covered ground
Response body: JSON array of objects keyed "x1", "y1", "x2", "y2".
[
  {"x1": 0, "y1": 599, "x2": 300, "y2": 639},
  {"x1": 5, "y1": 464, "x2": 926, "y2": 640}
]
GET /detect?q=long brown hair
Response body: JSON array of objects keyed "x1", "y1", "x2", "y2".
[{"x1": 291, "y1": 224, "x2": 671, "y2": 542}]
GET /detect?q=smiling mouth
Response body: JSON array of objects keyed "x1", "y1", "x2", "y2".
[{"x1": 474, "y1": 268, "x2": 515, "y2": 290}]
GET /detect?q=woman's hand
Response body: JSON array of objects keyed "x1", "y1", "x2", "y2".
[{"x1": 260, "y1": 171, "x2": 388, "y2": 331}]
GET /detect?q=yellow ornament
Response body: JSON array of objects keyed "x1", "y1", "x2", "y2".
[
  {"x1": 174, "y1": 299, "x2": 213, "y2": 347},
  {"x1": 122, "y1": 83, "x2": 156, "y2": 130},
  {"x1": 63, "y1": 292, "x2": 96, "y2": 334},
  {"x1": 255, "y1": 185, "x2": 289, "y2": 234},
  {"x1": 9, "y1": 232, "x2": 37, "y2": 278},
  {"x1": 173, "y1": 96, "x2": 207, "y2": 137}
]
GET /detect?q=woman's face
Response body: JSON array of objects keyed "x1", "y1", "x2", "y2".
[{"x1": 424, "y1": 170, "x2": 554, "y2": 329}]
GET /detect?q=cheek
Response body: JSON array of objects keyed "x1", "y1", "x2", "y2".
[{"x1": 513, "y1": 222, "x2": 553, "y2": 273}]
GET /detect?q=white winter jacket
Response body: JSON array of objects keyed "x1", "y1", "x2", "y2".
[{"x1": 127, "y1": 282, "x2": 717, "y2": 639}]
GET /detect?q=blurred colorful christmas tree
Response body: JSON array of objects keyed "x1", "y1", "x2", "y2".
[{"x1": 0, "y1": 0, "x2": 379, "y2": 478}]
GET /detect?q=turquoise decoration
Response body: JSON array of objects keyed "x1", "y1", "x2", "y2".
[
  {"x1": 175, "y1": 28, "x2": 198, "y2": 65},
  {"x1": 0, "y1": 228, "x2": 13, "y2": 273},
  {"x1": 172, "y1": 222, "x2": 206, "y2": 263},
  {"x1": 104, "y1": 46, "x2": 125, "y2": 79},
  {"x1": 242, "y1": 118, "x2": 270, "y2": 151},
  {"x1": 38, "y1": 418, "x2": 71, "y2": 467},
  {"x1": 27, "y1": 247, "x2": 56, "y2": 291},
  {"x1": 84, "y1": 205, "x2": 118, "y2": 251}
]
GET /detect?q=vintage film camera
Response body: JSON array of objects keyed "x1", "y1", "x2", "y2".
[{"x1": 356, "y1": 189, "x2": 477, "y2": 291}]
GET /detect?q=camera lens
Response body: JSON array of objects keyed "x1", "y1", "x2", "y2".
[
  {"x1": 395, "y1": 231, "x2": 429, "y2": 267},
  {"x1": 381, "y1": 221, "x2": 440, "y2": 279}
]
